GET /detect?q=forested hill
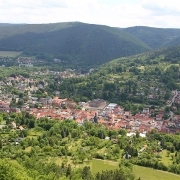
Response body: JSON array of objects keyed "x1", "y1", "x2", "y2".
[
  {"x1": 0, "y1": 22, "x2": 75, "y2": 39},
  {"x1": 1, "y1": 22, "x2": 180, "y2": 67},
  {"x1": 123, "y1": 26, "x2": 180, "y2": 49},
  {"x1": 0, "y1": 22, "x2": 151, "y2": 66},
  {"x1": 165, "y1": 36, "x2": 180, "y2": 48},
  {"x1": 50, "y1": 46, "x2": 180, "y2": 108}
]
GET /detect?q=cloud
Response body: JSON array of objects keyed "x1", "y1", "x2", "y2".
[
  {"x1": 141, "y1": 0, "x2": 180, "y2": 16},
  {"x1": 0, "y1": 0, "x2": 180, "y2": 28},
  {"x1": 0, "y1": 0, "x2": 67, "y2": 9}
]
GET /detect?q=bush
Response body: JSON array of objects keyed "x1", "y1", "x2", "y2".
[{"x1": 93, "y1": 153, "x2": 104, "y2": 159}]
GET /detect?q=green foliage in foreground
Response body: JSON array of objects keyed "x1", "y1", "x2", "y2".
[
  {"x1": 0, "y1": 159, "x2": 32, "y2": 180},
  {"x1": 1, "y1": 113, "x2": 180, "y2": 179},
  {"x1": 0, "y1": 158, "x2": 134, "y2": 180}
]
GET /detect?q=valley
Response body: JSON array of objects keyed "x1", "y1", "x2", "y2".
[{"x1": 1, "y1": 22, "x2": 180, "y2": 179}]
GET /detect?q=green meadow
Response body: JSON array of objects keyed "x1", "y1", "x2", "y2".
[
  {"x1": 0, "y1": 51, "x2": 21, "y2": 57},
  {"x1": 48, "y1": 156, "x2": 180, "y2": 180}
]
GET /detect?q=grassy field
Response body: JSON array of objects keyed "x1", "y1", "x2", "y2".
[
  {"x1": 0, "y1": 51, "x2": 21, "y2": 57},
  {"x1": 48, "y1": 157, "x2": 118, "y2": 173},
  {"x1": 91, "y1": 159, "x2": 180, "y2": 180},
  {"x1": 91, "y1": 159, "x2": 118, "y2": 174},
  {"x1": 28, "y1": 129, "x2": 43, "y2": 136},
  {"x1": 0, "y1": 120, "x2": 6, "y2": 125},
  {"x1": 48, "y1": 156, "x2": 180, "y2": 180},
  {"x1": 25, "y1": 146, "x2": 32, "y2": 152},
  {"x1": 27, "y1": 129, "x2": 43, "y2": 139},
  {"x1": 160, "y1": 150, "x2": 173, "y2": 166},
  {"x1": 133, "y1": 165, "x2": 180, "y2": 180}
]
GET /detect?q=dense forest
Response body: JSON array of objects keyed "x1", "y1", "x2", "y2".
[{"x1": 123, "y1": 26, "x2": 180, "y2": 49}]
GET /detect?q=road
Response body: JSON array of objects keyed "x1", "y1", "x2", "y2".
[{"x1": 167, "y1": 90, "x2": 178, "y2": 107}]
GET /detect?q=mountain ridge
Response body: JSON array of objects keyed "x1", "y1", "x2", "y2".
[
  {"x1": 0, "y1": 22, "x2": 151, "y2": 67},
  {"x1": 123, "y1": 26, "x2": 180, "y2": 49},
  {"x1": 1, "y1": 22, "x2": 180, "y2": 67}
]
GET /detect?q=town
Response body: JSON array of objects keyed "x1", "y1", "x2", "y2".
[{"x1": 0, "y1": 73, "x2": 180, "y2": 135}]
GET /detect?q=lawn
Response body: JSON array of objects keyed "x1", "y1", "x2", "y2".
[
  {"x1": 159, "y1": 150, "x2": 173, "y2": 166},
  {"x1": 0, "y1": 51, "x2": 21, "y2": 57},
  {"x1": 133, "y1": 165, "x2": 180, "y2": 180},
  {"x1": 48, "y1": 156, "x2": 118, "y2": 173},
  {"x1": 68, "y1": 139, "x2": 82, "y2": 151},
  {"x1": 48, "y1": 156, "x2": 180, "y2": 180},
  {"x1": 91, "y1": 159, "x2": 118, "y2": 174},
  {"x1": 92, "y1": 159, "x2": 180, "y2": 180},
  {"x1": 25, "y1": 146, "x2": 32, "y2": 152},
  {"x1": 0, "y1": 120, "x2": 6, "y2": 125},
  {"x1": 28, "y1": 129, "x2": 43, "y2": 138}
]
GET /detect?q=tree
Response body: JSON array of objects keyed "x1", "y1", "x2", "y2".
[
  {"x1": 0, "y1": 159, "x2": 32, "y2": 180},
  {"x1": 28, "y1": 119, "x2": 35, "y2": 128},
  {"x1": 0, "y1": 140, "x2": 2, "y2": 149},
  {"x1": 79, "y1": 153, "x2": 86, "y2": 163},
  {"x1": 136, "y1": 131, "x2": 140, "y2": 138},
  {"x1": 66, "y1": 164, "x2": 71, "y2": 177},
  {"x1": 82, "y1": 166, "x2": 93, "y2": 180},
  {"x1": 119, "y1": 129, "x2": 127, "y2": 136},
  {"x1": 0, "y1": 113, "x2": 3, "y2": 124}
]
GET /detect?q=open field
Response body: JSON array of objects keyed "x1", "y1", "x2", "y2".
[
  {"x1": 91, "y1": 159, "x2": 180, "y2": 180},
  {"x1": 25, "y1": 146, "x2": 32, "y2": 152},
  {"x1": 91, "y1": 159, "x2": 118, "y2": 174},
  {"x1": 0, "y1": 51, "x2": 21, "y2": 57},
  {"x1": 160, "y1": 150, "x2": 174, "y2": 166},
  {"x1": 28, "y1": 129, "x2": 43, "y2": 137},
  {"x1": 48, "y1": 156, "x2": 180, "y2": 180},
  {"x1": 133, "y1": 165, "x2": 180, "y2": 180},
  {"x1": 0, "y1": 120, "x2": 6, "y2": 125},
  {"x1": 48, "y1": 157, "x2": 118, "y2": 173}
]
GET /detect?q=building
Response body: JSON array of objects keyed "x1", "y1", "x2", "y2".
[{"x1": 89, "y1": 99, "x2": 106, "y2": 108}]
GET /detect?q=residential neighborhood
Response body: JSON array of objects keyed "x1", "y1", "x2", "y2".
[{"x1": 0, "y1": 73, "x2": 180, "y2": 134}]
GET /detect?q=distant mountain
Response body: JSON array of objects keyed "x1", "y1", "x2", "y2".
[
  {"x1": 0, "y1": 23, "x2": 25, "y2": 27},
  {"x1": 0, "y1": 22, "x2": 151, "y2": 67},
  {"x1": 165, "y1": 37, "x2": 180, "y2": 48},
  {"x1": 0, "y1": 23, "x2": 13, "y2": 27},
  {"x1": 2, "y1": 23, "x2": 180, "y2": 68},
  {"x1": 0, "y1": 22, "x2": 75, "y2": 40},
  {"x1": 123, "y1": 26, "x2": 180, "y2": 49}
]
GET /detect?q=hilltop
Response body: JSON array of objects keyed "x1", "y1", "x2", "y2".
[
  {"x1": 0, "y1": 22, "x2": 151, "y2": 67},
  {"x1": 123, "y1": 26, "x2": 180, "y2": 49},
  {"x1": 1, "y1": 23, "x2": 180, "y2": 68}
]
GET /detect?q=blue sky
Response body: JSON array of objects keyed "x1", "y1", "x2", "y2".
[{"x1": 0, "y1": 0, "x2": 180, "y2": 28}]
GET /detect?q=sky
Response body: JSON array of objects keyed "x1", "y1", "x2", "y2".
[{"x1": 0, "y1": 0, "x2": 180, "y2": 28}]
